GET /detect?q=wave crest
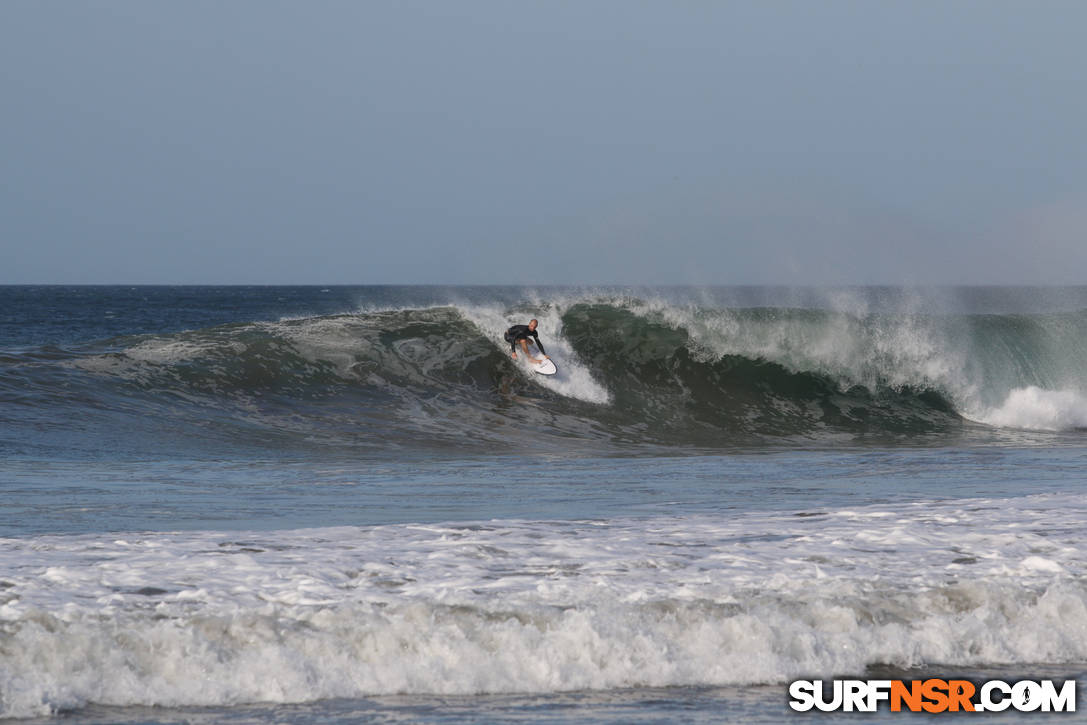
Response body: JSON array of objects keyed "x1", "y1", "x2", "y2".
[{"x1": 7, "y1": 298, "x2": 1085, "y2": 452}]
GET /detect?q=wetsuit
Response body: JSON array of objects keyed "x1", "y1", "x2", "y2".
[{"x1": 504, "y1": 324, "x2": 546, "y2": 355}]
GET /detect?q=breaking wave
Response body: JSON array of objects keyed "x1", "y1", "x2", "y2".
[
  {"x1": 4, "y1": 295, "x2": 1087, "y2": 455},
  {"x1": 2, "y1": 493, "x2": 1086, "y2": 717}
]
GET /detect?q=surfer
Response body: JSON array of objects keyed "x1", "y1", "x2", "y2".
[{"x1": 505, "y1": 319, "x2": 549, "y2": 364}]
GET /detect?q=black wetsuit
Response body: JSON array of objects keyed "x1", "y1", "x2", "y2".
[{"x1": 504, "y1": 325, "x2": 546, "y2": 355}]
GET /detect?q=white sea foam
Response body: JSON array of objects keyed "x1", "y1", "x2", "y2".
[
  {"x1": 970, "y1": 386, "x2": 1087, "y2": 431},
  {"x1": 2, "y1": 493, "x2": 1086, "y2": 717}
]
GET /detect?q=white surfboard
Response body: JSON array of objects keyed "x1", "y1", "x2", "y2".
[{"x1": 532, "y1": 357, "x2": 557, "y2": 376}]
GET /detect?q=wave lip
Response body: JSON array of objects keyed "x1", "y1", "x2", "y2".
[{"x1": 2, "y1": 494, "x2": 1086, "y2": 717}]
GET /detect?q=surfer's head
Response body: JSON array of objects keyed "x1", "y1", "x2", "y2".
[{"x1": 528, "y1": 319, "x2": 538, "y2": 331}]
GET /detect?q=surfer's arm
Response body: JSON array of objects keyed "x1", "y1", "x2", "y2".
[{"x1": 533, "y1": 333, "x2": 547, "y2": 356}]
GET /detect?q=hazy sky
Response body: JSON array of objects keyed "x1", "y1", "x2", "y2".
[{"x1": 2, "y1": 1, "x2": 1085, "y2": 285}]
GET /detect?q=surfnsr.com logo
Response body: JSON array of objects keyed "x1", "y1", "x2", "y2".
[{"x1": 789, "y1": 679, "x2": 1076, "y2": 713}]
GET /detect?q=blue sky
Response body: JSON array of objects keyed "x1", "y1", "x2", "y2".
[{"x1": 2, "y1": 1, "x2": 1085, "y2": 284}]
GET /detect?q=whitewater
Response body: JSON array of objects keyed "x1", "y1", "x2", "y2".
[
  {"x1": 4, "y1": 493, "x2": 1087, "y2": 719},
  {"x1": 2, "y1": 285, "x2": 1087, "y2": 723}
]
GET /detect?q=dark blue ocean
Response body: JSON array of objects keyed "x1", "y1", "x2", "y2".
[{"x1": 2, "y1": 286, "x2": 1087, "y2": 723}]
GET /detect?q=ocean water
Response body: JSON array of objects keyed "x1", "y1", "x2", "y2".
[{"x1": 2, "y1": 285, "x2": 1087, "y2": 723}]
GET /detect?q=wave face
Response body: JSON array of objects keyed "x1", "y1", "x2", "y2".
[
  {"x1": 2, "y1": 493, "x2": 1085, "y2": 717},
  {"x1": 4, "y1": 291, "x2": 1087, "y2": 456}
]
